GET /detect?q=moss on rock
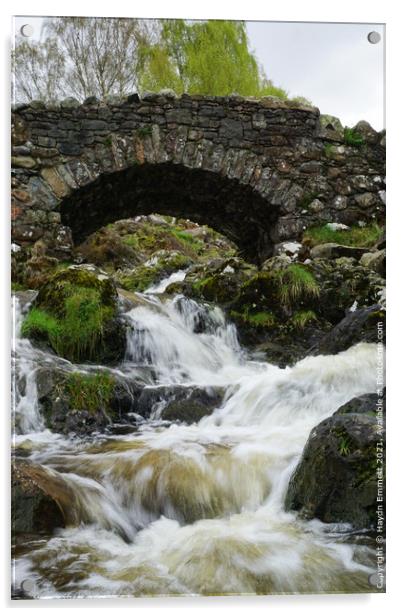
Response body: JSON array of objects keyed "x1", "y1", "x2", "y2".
[{"x1": 21, "y1": 266, "x2": 125, "y2": 363}]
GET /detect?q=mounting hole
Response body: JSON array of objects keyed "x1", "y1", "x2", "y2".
[
  {"x1": 367, "y1": 31, "x2": 381, "y2": 44},
  {"x1": 21, "y1": 578, "x2": 35, "y2": 593},
  {"x1": 20, "y1": 24, "x2": 34, "y2": 38}
]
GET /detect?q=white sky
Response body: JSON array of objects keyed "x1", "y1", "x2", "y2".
[
  {"x1": 246, "y1": 21, "x2": 385, "y2": 130},
  {"x1": 14, "y1": 16, "x2": 385, "y2": 130}
]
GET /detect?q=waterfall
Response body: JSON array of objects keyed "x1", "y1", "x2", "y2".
[
  {"x1": 12, "y1": 296, "x2": 45, "y2": 434},
  {"x1": 12, "y1": 289, "x2": 381, "y2": 598}
]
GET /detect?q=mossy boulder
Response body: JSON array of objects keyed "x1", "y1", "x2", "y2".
[
  {"x1": 285, "y1": 400, "x2": 384, "y2": 528},
  {"x1": 35, "y1": 366, "x2": 142, "y2": 435},
  {"x1": 171, "y1": 257, "x2": 258, "y2": 304},
  {"x1": 76, "y1": 226, "x2": 140, "y2": 269},
  {"x1": 116, "y1": 250, "x2": 192, "y2": 292},
  {"x1": 21, "y1": 266, "x2": 126, "y2": 363}
]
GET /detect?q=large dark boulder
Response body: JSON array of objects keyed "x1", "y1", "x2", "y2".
[
  {"x1": 136, "y1": 385, "x2": 225, "y2": 423},
  {"x1": 316, "y1": 304, "x2": 385, "y2": 355},
  {"x1": 309, "y1": 257, "x2": 385, "y2": 324},
  {"x1": 285, "y1": 394, "x2": 385, "y2": 529},
  {"x1": 21, "y1": 265, "x2": 126, "y2": 364},
  {"x1": 12, "y1": 461, "x2": 66, "y2": 534}
]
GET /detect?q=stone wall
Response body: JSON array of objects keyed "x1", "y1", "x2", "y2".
[{"x1": 11, "y1": 92, "x2": 385, "y2": 262}]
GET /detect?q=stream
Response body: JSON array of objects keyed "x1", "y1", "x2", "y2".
[{"x1": 11, "y1": 276, "x2": 380, "y2": 598}]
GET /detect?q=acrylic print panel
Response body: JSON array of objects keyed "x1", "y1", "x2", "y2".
[{"x1": 11, "y1": 15, "x2": 385, "y2": 599}]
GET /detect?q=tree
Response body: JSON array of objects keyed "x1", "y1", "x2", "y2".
[
  {"x1": 12, "y1": 17, "x2": 290, "y2": 103},
  {"x1": 12, "y1": 17, "x2": 152, "y2": 103},
  {"x1": 44, "y1": 17, "x2": 150, "y2": 100},
  {"x1": 138, "y1": 20, "x2": 288, "y2": 99},
  {"x1": 12, "y1": 37, "x2": 66, "y2": 102}
]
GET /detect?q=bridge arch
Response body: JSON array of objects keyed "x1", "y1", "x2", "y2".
[
  {"x1": 11, "y1": 93, "x2": 385, "y2": 263},
  {"x1": 59, "y1": 160, "x2": 279, "y2": 263}
]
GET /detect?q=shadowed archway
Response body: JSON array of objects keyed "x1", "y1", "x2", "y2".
[{"x1": 60, "y1": 163, "x2": 279, "y2": 263}]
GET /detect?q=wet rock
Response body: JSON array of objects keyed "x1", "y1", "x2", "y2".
[
  {"x1": 285, "y1": 410, "x2": 383, "y2": 528},
  {"x1": 175, "y1": 257, "x2": 257, "y2": 305},
  {"x1": 162, "y1": 387, "x2": 224, "y2": 423},
  {"x1": 273, "y1": 241, "x2": 303, "y2": 260},
  {"x1": 315, "y1": 305, "x2": 385, "y2": 355},
  {"x1": 360, "y1": 249, "x2": 386, "y2": 277},
  {"x1": 117, "y1": 250, "x2": 192, "y2": 293},
  {"x1": 12, "y1": 461, "x2": 65, "y2": 533},
  {"x1": 334, "y1": 392, "x2": 384, "y2": 416},
  {"x1": 136, "y1": 385, "x2": 225, "y2": 423},
  {"x1": 310, "y1": 243, "x2": 367, "y2": 260},
  {"x1": 310, "y1": 258, "x2": 385, "y2": 324},
  {"x1": 13, "y1": 290, "x2": 37, "y2": 312}
]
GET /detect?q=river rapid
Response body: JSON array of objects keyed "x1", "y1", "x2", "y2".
[{"x1": 12, "y1": 277, "x2": 381, "y2": 598}]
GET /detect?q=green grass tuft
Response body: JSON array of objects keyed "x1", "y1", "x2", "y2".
[
  {"x1": 21, "y1": 286, "x2": 115, "y2": 362},
  {"x1": 277, "y1": 264, "x2": 319, "y2": 307},
  {"x1": 65, "y1": 371, "x2": 115, "y2": 413},
  {"x1": 21, "y1": 307, "x2": 60, "y2": 341},
  {"x1": 344, "y1": 127, "x2": 364, "y2": 147},
  {"x1": 230, "y1": 309, "x2": 276, "y2": 329},
  {"x1": 171, "y1": 229, "x2": 204, "y2": 253},
  {"x1": 11, "y1": 281, "x2": 27, "y2": 292},
  {"x1": 290, "y1": 310, "x2": 318, "y2": 330},
  {"x1": 303, "y1": 222, "x2": 383, "y2": 248}
]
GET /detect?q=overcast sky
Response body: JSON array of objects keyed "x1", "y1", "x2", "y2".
[
  {"x1": 14, "y1": 16, "x2": 384, "y2": 129},
  {"x1": 246, "y1": 21, "x2": 385, "y2": 130}
]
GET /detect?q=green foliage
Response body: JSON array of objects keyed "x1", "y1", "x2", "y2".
[
  {"x1": 277, "y1": 264, "x2": 319, "y2": 308},
  {"x1": 338, "y1": 436, "x2": 351, "y2": 457},
  {"x1": 118, "y1": 253, "x2": 192, "y2": 292},
  {"x1": 231, "y1": 309, "x2": 276, "y2": 329},
  {"x1": 11, "y1": 281, "x2": 27, "y2": 292},
  {"x1": 65, "y1": 371, "x2": 115, "y2": 413},
  {"x1": 22, "y1": 287, "x2": 114, "y2": 362},
  {"x1": 21, "y1": 269, "x2": 119, "y2": 362},
  {"x1": 139, "y1": 19, "x2": 287, "y2": 99},
  {"x1": 344, "y1": 127, "x2": 364, "y2": 147},
  {"x1": 171, "y1": 229, "x2": 204, "y2": 252},
  {"x1": 21, "y1": 307, "x2": 60, "y2": 341},
  {"x1": 290, "y1": 310, "x2": 318, "y2": 330},
  {"x1": 120, "y1": 218, "x2": 235, "y2": 263},
  {"x1": 303, "y1": 223, "x2": 383, "y2": 248},
  {"x1": 137, "y1": 125, "x2": 153, "y2": 138}
]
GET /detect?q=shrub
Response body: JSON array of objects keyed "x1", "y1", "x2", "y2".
[
  {"x1": 344, "y1": 127, "x2": 364, "y2": 147},
  {"x1": 277, "y1": 264, "x2": 319, "y2": 308},
  {"x1": 65, "y1": 371, "x2": 115, "y2": 413},
  {"x1": 290, "y1": 310, "x2": 318, "y2": 330},
  {"x1": 303, "y1": 223, "x2": 383, "y2": 248}
]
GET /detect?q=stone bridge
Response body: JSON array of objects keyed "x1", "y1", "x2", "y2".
[{"x1": 11, "y1": 92, "x2": 385, "y2": 263}]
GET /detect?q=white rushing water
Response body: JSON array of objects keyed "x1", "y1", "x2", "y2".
[
  {"x1": 144, "y1": 269, "x2": 187, "y2": 294},
  {"x1": 12, "y1": 290, "x2": 381, "y2": 598}
]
